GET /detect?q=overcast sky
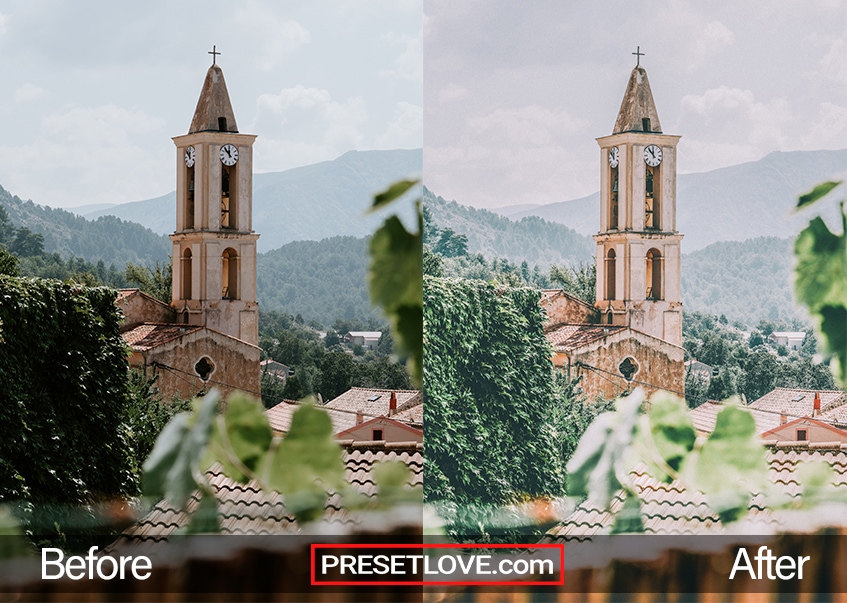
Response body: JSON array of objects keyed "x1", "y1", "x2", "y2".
[
  {"x1": 0, "y1": 0, "x2": 422, "y2": 208},
  {"x1": 424, "y1": 0, "x2": 847, "y2": 209}
]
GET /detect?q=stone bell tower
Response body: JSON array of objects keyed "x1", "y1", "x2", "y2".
[
  {"x1": 594, "y1": 55, "x2": 683, "y2": 347},
  {"x1": 170, "y1": 57, "x2": 259, "y2": 346}
]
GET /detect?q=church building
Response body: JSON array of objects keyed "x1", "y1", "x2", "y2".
[
  {"x1": 118, "y1": 58, "x2": 261, "y2": 401},
  {"x1": 544, "y1": 58, "x2": 684, "y2": 400}
]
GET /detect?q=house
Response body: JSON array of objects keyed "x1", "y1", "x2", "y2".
[
  {"x1": 118, "y1": 60, "x2": 261, "y2": 400},
  {"x1": 542, "y1": 62, "x2": 685, "y2": 401},
  {"x1": 769, "y1": 331, "x2": 807, "y2": 350},
  {"x1": 761, "y1": 416, "x2": 847, "y2": 444},
  {"x1": 344, "y1": 331, "x2": 383, "y2": 350},
  {"x1": 684, "y1": 359, "x2": 714, "y2": 383},
  {"x1": 264, "y1": 387, "x2": 423, "y2": 439},
  {"x1": 260, "y1": 359, "x2": 290, "y2": 383}
]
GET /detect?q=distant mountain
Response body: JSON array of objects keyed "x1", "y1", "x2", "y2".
[
  {"x1": 496, "y1": 149, "x2": 846, "y2": 251},
  {"x1": 0, "y1": 185, "x2": 169, "y2": 266},
  {"x1": 681, "y1": 236, "x2": 803, "y2": 326},
  {"x1": 424, "y1": 188, "x2": 594, "y2": 268},
  {"x1": 257, "y1": 236, "x2": 375, "y2": 325},
  {"x1": 83, "y1": 149, "x2": 422, "y2": 253}
]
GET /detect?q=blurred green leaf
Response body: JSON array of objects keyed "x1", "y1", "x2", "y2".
[
  {"x1": 566, "y1": 390, "x2": 643, "y2": 506},
  {"x1": 611, "y1": 492, "x2": 644, "y2": 534},
  {"x1": 796, "y1": 180, "x2": 841, "y2": 210},
  {"x1": 142, "y1": 391, "x2": 219, "y2": 507},
  {"x1": 370, "y1": 179, "x2": 418, "y2": 212},
  {"x1": 369, "y1": 211, "x2": 423, "y2": 386},
  {"x1": 373, "y1": 461, "x2": 421, "y2": 508},
  {"x1": 265, "y1": 404, "x2": 347, "y2": 523},
  {"x1": 209, "y1": 393, "x2": 273, "y2": 482},
  {"x1": 638, "y1": 393, "x2": 696, "y2": 483},
  {"x1": 692, "y1": 405, "x2": 767, "y2": 523},
  {"x1": 794, "y1": 207, "x2": 847, "y2": 386},
  {"x1": 184, "y1": 490, "x2": 220, "y2": 534}
]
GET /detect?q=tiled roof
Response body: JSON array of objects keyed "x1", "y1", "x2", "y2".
[
  {"x1": 545, "y1": 323, "x2": 626, "y2": 351},
  {"x1": 113, "y1": 441, "x2": 422, "y2": 546},
  {"x1": 264, "y1": 388, "x2": 424, "y2": 435},
  {"x1": 689, "y1": 401, "x2": 788, "y2": 435},
  {"x1": 121, "y1": 323, "x2": 203, "y2": 351},
  {"x1": 325, "y1": 388, "x2": 422, "y2": 424},
  {"x1": 545, "y1": 444, "x2": 847, "y2": 540},
  {"x1": 748, "y1": 388, "x2": 845, "y2": 419}
]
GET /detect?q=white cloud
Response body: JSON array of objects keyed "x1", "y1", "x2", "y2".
[
  {"x1": 251, "y1": 85, "x2": 370, "y2": 170},
  {"x1": 234, "y1": 1, "x2": 310, "y2": 71},
  {"x1": 379, "y1": 30, "x2": 422, "y2": 82},
  {"x1": 375, "y1": 101, "x2": 422, "y2": 148},
  {"x1": 0, "y1": 12, "x2": 8, "y2": 36},
  {"x1": 14, "y1": 83, "x2": 46, "y2": 102},
  {"x1": 802, "y1": 102, "x2": 847, "y2": 150},
  {"x1": 0, "y1": 105, "x2": 170, "y2": 207},
  {"x1": 467, "y1": 105, "x2": 587, "y2": 146},
  {"x1": 438, "y1": 84, "x2": 470, "y2": 104},
  {"x1": 818, "y1": 37, "x2": 847, "y2": 84},
  {"x1": 692, "y1": 21, "x2": 734, "y2": 61}
]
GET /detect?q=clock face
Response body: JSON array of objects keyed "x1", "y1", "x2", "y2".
[
  {"x1": 220, "y1": 144, "x2": 239, "y2": 166},
  {"x1": 184, "y1": 146, "x2": 195, "y2": 168},
  {"x1": 608, "y1": 146, "x2": 620, "y2": 169},
  {"x1": 643, "y1": 144, "x2": 663, "y2": 167}
]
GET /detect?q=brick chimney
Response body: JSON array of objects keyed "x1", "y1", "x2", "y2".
[
  {"x1": 813, "y1": 391, "x2": 821, "y2": 417},
  {"x1": 389, "y1": 391, "x2": 397, "y2": 416},
  {"x1": 356, "y1": 411, "x2": 363, "y2": 425},
  {"x1": 780, "y1": 411, "x2": 787, "y2": 425}
]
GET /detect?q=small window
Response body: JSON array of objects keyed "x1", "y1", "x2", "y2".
[
  {"x1": 218, "y1": 117, "x2": 227, "y2": 132},
  {"x1": 797, "y1": 429, "x2": 807, "y2": 441},
  {"x1": 373, "y1": 429, "x2": 384, "y2": 440},
  {"x1": 642, "y1": 118, "x2": 651, "y2": 132},
  {"x1": 195, "y1": 357, "x2": 215, "y2": 382}
]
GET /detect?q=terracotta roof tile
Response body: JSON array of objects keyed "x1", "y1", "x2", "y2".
[
  {"x1": 546, "y1": 445, "x2": 847, "y2": 540},
  {"x1": 121, "y1": 323, "x2": 203, "y2": 351},
  {"x1": 544, "y1": 323, "x2": 626, "y2": 351},
  {"x1": 112, "y1": 441, "x2": 422, "y2": 545},
  {"x1": 689, "y1": 401, "x2": 789, "y2": 435},
  {"x1": 748, "y1": 387, "x2": 845, "y2": 418}
]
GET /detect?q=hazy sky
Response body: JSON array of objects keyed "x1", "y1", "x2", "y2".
[
  {"x1": 0, "y1": 0, "x2": 422, "y2": 208},
  {"x1": 424, "y1": 0, "x2": 847, "y2": 209}
]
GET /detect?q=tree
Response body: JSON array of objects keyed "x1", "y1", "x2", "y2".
[
  {"x1": 318, "y1": 352, "x2": 355, "y2": 401},
  {"x1": 548, "y1": 262, "x2": 596, "y2": 304},
  {"x1": 125, "y1": 260, "x2": 172, "y2": 303},
  {"x1": 9, "y1": 227, "x2": 44, "y2": 257},
  {"x1": 424, "y1": 277, "x2": 566, "y2": 540}
]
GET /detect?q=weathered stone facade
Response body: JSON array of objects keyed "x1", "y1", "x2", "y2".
[{"x1": 541, "y1": 289, "x2": 599, "y2": 325}]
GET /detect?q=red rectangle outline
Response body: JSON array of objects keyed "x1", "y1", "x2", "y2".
[{"x1": 310, "y1": 543, "x2": 565, "y2": 586}]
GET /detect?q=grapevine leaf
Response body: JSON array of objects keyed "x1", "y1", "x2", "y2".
[
  {"x1": 373, "y1": 461, "x2": 421, "y2": 507},
  {"x1": 142, "y1": 391, "x2": 219, "y2": 507},
  {"x1": 369, "y1": 212, "x2": 423, "y2": 386},
  {"x1": 566, "y1": 390, "x2": 643, "y2": 506},
  {"x1": 796, "y1": 180, "x2": 841, "y2": 210},
  {"x1": 611, "y1": 492, "x2": 644, "y2": 534},
  {"x1": 638, "y1": 393, "x2": 696, "y2": 483},
  {"x1": 266, "y1": 404, "x2": 347, "y2": 523},
  {"x1": 692, "y1": 405, "x2": 767, "y2": 523},
  {"x1": 209, "y1": 393, "x2": 273, "y2": 482},
  {"x1": 370, "y1": 179, "x2": 419, "y2": 212},
  {"x1": 184, "y1": 490, "x2": 220, "y2": 534}
]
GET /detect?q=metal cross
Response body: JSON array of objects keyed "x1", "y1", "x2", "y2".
[
  {"x1": 209, "y1": 45, "x2": 221, "y2": 65},
  {"x1": 632, "y1": 46, "x2": 644, "y2": 67}
]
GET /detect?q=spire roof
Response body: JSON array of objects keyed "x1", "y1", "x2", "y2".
[
  {"x1": 188, "y1": 64, "x2": 239, "y2": 134},
  {"x1": 612, "y1": 66, "x2": 662, "y2": 135}
]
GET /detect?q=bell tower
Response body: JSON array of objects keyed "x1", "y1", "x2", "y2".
[
  {"x1": 170, "y1": 57, "x2": 259, "y2": 346},
  {"x1": 594, "y1": 56, "x2": 683, "y2": 347}
]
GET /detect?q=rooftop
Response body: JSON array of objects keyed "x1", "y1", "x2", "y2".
[
  {"x1": 121, "y1": 323, "x2": 203, "y2": 351},
  {"x1": 545, "y1": 323, "x2": 626, "y2": 351},
  {"x1": 612, "y1": 65, "x2": 663, "y2": 135}
]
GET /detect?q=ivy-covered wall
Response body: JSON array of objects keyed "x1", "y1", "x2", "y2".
[
  {"x1": 0, "y1": 277, "x2": 133, "y2": 514},
  {"x1": 423, "y1": 277, "x2": 566, "y2": 522}
]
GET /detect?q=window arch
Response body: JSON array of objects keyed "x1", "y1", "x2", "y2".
[
  {"x1": 646, "y1": 248, "x2": 662, "y2": 300},
  {"x1": 609, "y1": 167, "x2": 619, "y2": 229},
  {"x1": 221, "y1": 247, "x2": 239, "y2": 300},
  {"x1": 181, "y1": 248, "x2": 192, "y2": 300},
  {"x1": 645, "y1": 165, "x2": 661, "y2": 229},
  {"x1": 185, "y1": 166, "x2": 195, "y2": 229},
  {"x1": 221, "y1": 165, "x2": 236, "y2": 229},
  {"x1": 605, "y1": 248, "x2": 616, "y2": 300}
]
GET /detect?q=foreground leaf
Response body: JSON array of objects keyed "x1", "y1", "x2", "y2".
[
  {"x1": 266, "y1": 404, "x2": 347, "y2": 523},
  {"x1": 142, "y1": 391, "x2": 220, "y2": 507},
  {"x1": 209, "y1": 393, "x2": 273, "y2": 482},
  {"x1": 638, "y1": 393, "x2": 696, "y2": 483},
  {"x1": 370, "y1": 179, "x2": 419, "y2": 212},
  {"x1": 692, "y1": 405, "x2": 767, "y2": 523},
  {"x1": 796, "y1": 180, "x2": 841, "y2": 210}
]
